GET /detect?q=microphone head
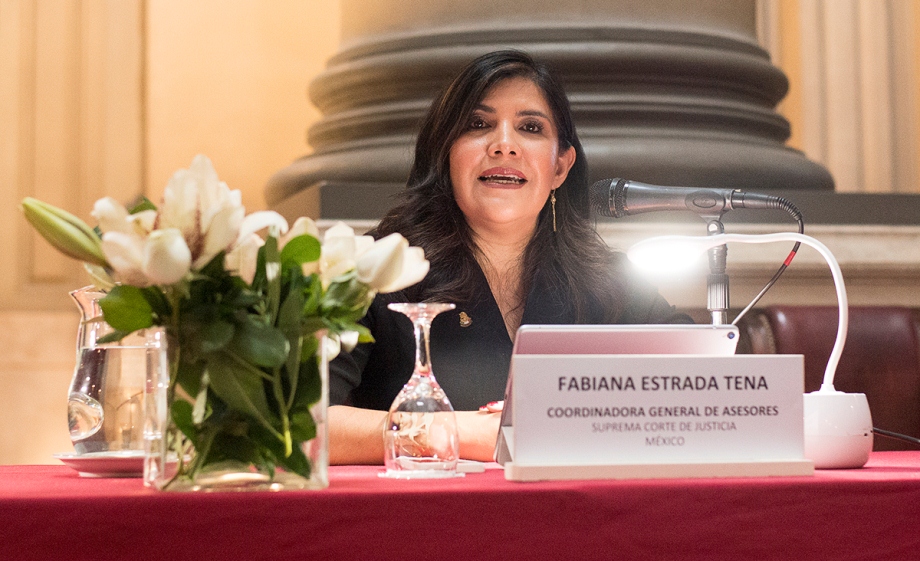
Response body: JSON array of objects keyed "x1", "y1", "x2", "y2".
[
  {"x1": 589, "y1": 178, "x2": 628, "y2": 218},
  {"x1": 588, "y1": 178, "x2": 614, "y2": 217}
]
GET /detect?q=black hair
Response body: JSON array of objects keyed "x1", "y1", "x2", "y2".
[{"x1": 377, "y1": 49, "x2": 624, "y2": 322}]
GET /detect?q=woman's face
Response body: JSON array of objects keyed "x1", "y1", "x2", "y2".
[{"x1": 449, "y1": 77, "x2": 576, "y2": 237}]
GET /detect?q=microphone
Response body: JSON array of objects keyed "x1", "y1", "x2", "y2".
[{"x1": 589, "y1": 178, "x2": 789, "y2": 219}]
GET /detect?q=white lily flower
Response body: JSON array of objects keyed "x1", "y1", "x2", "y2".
[
  {"x1": 92, "y1": 197, "x2": 132, "y2": 234},
  {"x1": 323, "y1": 222, "x2": 356, "y2": 240},
  {"x1": 380, "y1": 245, "x2": 429, "y2": 293},
  {"x1": 339, "y1": 330, "x2": 360, "y2": 352},
  {"x1": 142, "y1": 229, "x2": 192, "y2": 285},
  {"x1": 323, "y1": 333, "x2": 341, "y2": 361},
  {"x1": 320, "y1": 236, "x2": 357, "y2": 286},
  {"x1": 236, "y1": 211, "x2": 289, "y2": 245},
  {"x1": 129, "y1": 210, "x2": 157, "y2": 236},
  {"x1": 195, "y1": 203, "x2": 245, "y2": 269},
  {"x1": 224, "y1": 233, "x2": 264, "y2": 285},
  {"x1": 355, "y1": 233, "x2": 406, "y2": 291},
  {"x1": 100, "y1": 231, "x2": 150, "y2": 286},
  {"x1": 157, "y1": 155, "x2": 247, "y2": 268},
  {"x1": 356, "y1": 233, "x2": 429, "y2": 293},
  {"x1": 280, "y1": 217, "x2": 320, "y2": 246},
  {"x1": 281, "y1": 217, "x2": 321, "y2": 276},
  {"x1": 319, "y1": 223, "x2": 360, "y2": 286},
  {"x1": 92, "y1": 198, "x2": 156, "y2": 237}
]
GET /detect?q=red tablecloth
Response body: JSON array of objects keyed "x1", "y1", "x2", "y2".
[{"x1": 2, "y1": 452, "x2": 920, "y2": 561}]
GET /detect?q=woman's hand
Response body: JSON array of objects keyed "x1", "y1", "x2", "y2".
[
  {"x1": 330, "y1": 405, "x2": 502, "y2": 465},
  {"x1": 456, "y1": 410, "x2": 502, "y2": 462}
]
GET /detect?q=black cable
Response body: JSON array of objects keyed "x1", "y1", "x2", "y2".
[
  {"x1": 731, "y1": 197, "x2": 804, "y2": 326},
  {"x1": 873, "y1": 427, "x2": 920, "y2": 447}
]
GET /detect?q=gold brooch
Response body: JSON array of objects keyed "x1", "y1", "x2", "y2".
[{"x1": 459, "y1": 311, "x2": 472, "y2": 327}]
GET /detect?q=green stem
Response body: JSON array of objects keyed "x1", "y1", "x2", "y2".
[
  {"x1": 285, "y1": 336, "x2": 303, "y2": 412},
  {"x1": 221, "y1": 350, "x2": 275, "y2": 382},
  {"x1": 163, "y1": 287, "x2": 185, "y2": 485},
  {"x1": 271, "y1": 367, "x2": 293, "y2": 458}
]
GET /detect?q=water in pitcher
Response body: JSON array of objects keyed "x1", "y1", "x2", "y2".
[
  {"x1": 69, "y1": 345, "x2": 147, "y2": 454},
  {"x1": 68, "y1": 287, "x2": 150, "y2": 455}
]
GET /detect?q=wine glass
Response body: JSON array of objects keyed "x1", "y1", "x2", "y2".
[{"x1": 382, "y1": 302, "x2": 460, "y2": 478}]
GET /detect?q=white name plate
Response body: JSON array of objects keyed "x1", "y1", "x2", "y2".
[{"x1": 505, "y1": 354, "x2": 813, "y2": 481}]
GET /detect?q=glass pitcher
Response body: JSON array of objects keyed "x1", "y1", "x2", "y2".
[{"x1": 68, "y1": 286, "x2": 149, "y2": 455}]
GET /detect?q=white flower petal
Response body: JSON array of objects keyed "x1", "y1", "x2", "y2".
[
  {"x1": 236, "y1": 211, "x2": 289, "y2": 245},
  {"x1": 225, "y1": 233, "x2": 264, "y2": 285},
  {"x1": 142, "y1": 229, "x2": 192, "y2": 285},
  {"x1": 280, "y1": 217, "x2": 320, "y2": 248},
  {"x1": 339, "y1": 330, "x2": 360, "y2": 352},
  {"x1": 377, "y1": 245, "x2": 429, "y2": 292},
  {"x1": 91, "y1": 197, "x2": 132, "y2": 234},
  {"x1": 356, "y1": 233, "x2": 406, "y2": 291},
  {"x1": 129, "y1": 210, "x2": 157, "y2": 236},
  {"x1": 354, "y1": 235, "x2": 375, "y2": 257},
  {"x1": 194, "y1": 205, "x2": 245, "y2": 269},
  {"x1": 323, "y1": 334, "x2": 341, "y2": 361},
  {"x1": 323, "y1": 222, "x2": 355, "y2": 241},
  {"x1": 100, "y1": 231, "x2": 148, "y2": 286},
  {"x1": 320, "y1": 235, "x2": 357, "y2": 286},
  {"x1": 158, "y1": 168, "x2": 199, "y2": 236}
]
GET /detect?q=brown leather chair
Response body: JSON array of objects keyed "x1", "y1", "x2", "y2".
[{"x1": 735, "y1": 306, "x2": 920, "y2": 451}]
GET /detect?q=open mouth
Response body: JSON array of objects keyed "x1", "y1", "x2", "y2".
[{"x1": 479, "y1": 174, "x2": 526, "y2": 185}]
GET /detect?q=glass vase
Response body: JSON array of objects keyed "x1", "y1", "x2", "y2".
[{"x1": 143, "y1": 330, "x2": 330, "y2": 492}]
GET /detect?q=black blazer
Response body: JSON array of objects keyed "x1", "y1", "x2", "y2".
[{"x1": 329, "y1": 259, "x2": 690, "y2": 412}]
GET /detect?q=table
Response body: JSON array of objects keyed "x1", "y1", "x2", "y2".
[{"x1": 2, "y1": 452, "x2": 920, "y2": 561}]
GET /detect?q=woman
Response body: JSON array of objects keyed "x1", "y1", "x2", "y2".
[{"x1": 329, "y1": 50, "x2": 687, "y2": 463}]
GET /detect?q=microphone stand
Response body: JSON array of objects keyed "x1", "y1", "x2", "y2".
[{"x1": 705, "y1": 219, "x2": 729, "y2": 325}]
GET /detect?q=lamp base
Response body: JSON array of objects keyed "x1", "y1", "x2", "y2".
[{"x1": 803, "y1": 391, "x2": 873, "y2": 469}]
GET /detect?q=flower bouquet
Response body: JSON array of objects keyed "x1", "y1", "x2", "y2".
[{"x1": 21, "y1": 155, "x2": 428, "y2": 490}]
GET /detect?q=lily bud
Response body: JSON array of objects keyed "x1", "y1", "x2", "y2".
[{"x1": 21, "y1": 198, "x2": 109, "y2": 267}]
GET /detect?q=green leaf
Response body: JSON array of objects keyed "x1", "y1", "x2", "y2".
[
  {"x1": 294, "y1": 355, "x2": 322, "y2": 408},
  {"x1": 288, "y1": 409, "x2": 317, "y2": 442},
  {"x1": 299, "y1": 334, "x2": 320, "y2": 363},
  {"x1": 277, "y1": 274, "x2": 306, "y2": 384},
  {"x1": 302, "y1": 274, "x2": 322, "y2": 316},
  {"x1": 206, "y1": 352, "x2": 280, "y2": 439},
  {"x1": 279, "y1": 234, "x2": 321, "y2": 265},
  {"x1": 197, "y1": 320, "x2": 235, "y2": 354},
  {"x1": 249, "y1": 423, "x2": 310, "y2": 477},
  {"x1": 140, "y1": 286, "x2": 172, "y2": 323},
  {"x1": 176, "y1": 359, "x2": 206, "y2": 397},
  {"x1": 99, "y1": 285, "x2": 154, "y2": 332},
  {"x1": 231, "y1": 317, "x2": 289, "y2": 369},
  {"x1": 128, "y1": 196, "x2": 157, "y2": 214},
  {"x1": 353, "y1": 323, "x2": 375, "y2": 344},
  {"x1": 264, "y1": 236, "x2": 281, "y2": 322},
  {"x1": 197, "y1": 250, "x2": 229, "y2": 280},
  {"x1": 171, "y1": 399, "x2": 197, "y2": 441},
  {"x1": 95, "y1": 329, "x2": 135, "y2": 345},
  {"x1": 300, "y1": 317, "x2": 327, "y2": 339}
]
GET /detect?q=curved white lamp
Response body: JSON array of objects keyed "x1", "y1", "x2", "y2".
[{"x1": 628, "y1": 232, "x2": 873, "y2": 469}]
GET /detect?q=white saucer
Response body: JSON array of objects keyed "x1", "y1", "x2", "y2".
[{"x1": 53, "y1": 450, "x2": 147, "y2": 478}]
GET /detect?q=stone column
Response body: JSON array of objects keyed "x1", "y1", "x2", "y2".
[{"x1": 266, "y1": 0, "x2": 833, "y2": 220}]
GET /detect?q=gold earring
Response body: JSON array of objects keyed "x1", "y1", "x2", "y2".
[{"x1": 551, "y1": 189, "x2": 557, "y2": 232}]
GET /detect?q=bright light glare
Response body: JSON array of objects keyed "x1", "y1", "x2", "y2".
[
  {"x1": 626, "y1": 236, "x2": 708, "y2": 273},
  {"x1": 627, "y1": 231, "x2": 848, "y2": 392}
]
